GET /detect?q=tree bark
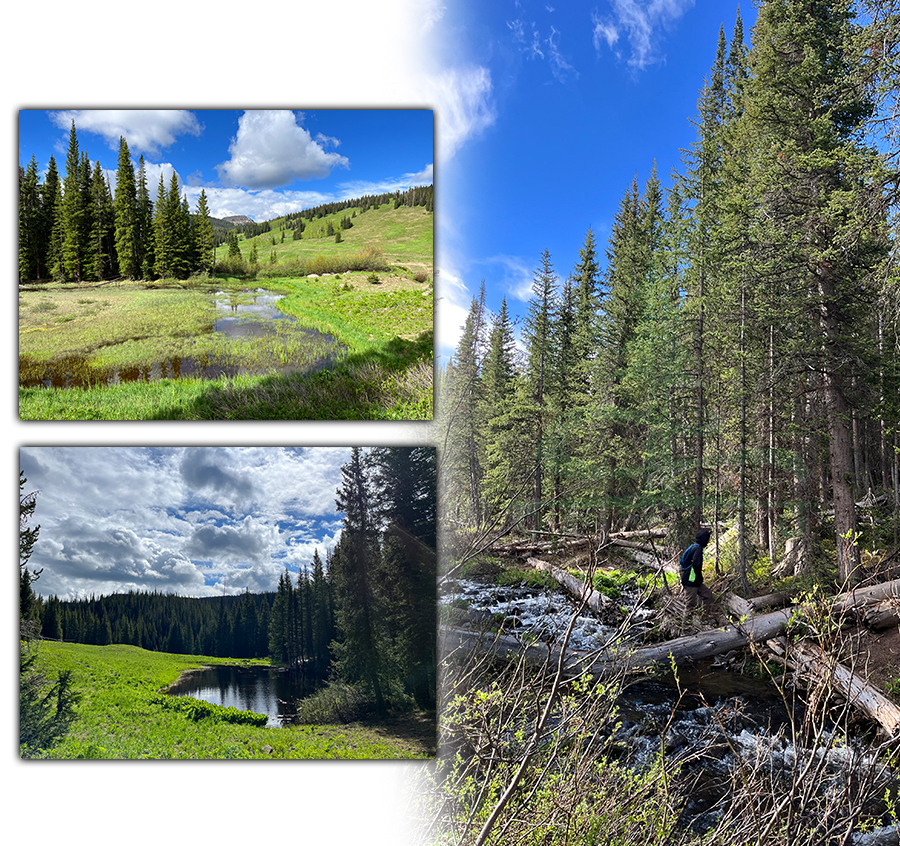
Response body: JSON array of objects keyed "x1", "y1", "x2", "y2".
[{"x1": 527, "y1": 557, "x2": 613, "y2": 615}]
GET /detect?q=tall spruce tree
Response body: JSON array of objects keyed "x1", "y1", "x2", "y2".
[
  {"x1": 739, "y1": 0, "x2": 890, "y2": 583},
  {"x1": 195, "y1": 189, "x2": 215, "y2": 273},
  {"x1": 18, "y1": 156, "x2": 42, "y2": 282},
  {"x1": 114, "y1": 137, "x2": 139, "y2": 279},
  {"x1": 58, "y1": 122, "x2": 88, "y2": 282},
  {"x1": 136, "y1": 155, "x2": 154, "y2": 278},
  {"x1": 522, "y1": 250, "x2": 558, "y2": 532},
  {"x1": 331, "y1": 448, "x2": 385, "y2": 712}
]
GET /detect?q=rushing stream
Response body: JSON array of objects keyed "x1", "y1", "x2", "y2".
[{"x1": 441, "y1": 577, "x2": 900, "y2": 837}]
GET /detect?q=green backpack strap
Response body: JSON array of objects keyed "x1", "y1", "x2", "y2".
[{"x1": 681, "y1": 543, "x2": 698, "y2": 583}]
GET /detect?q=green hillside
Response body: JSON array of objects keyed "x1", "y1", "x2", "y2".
[{"x1": 220, "y1": 200, "x2": 433, "y2": 280}]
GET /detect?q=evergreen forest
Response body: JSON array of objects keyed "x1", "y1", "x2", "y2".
[
  {"x1": 18, "y1": 118, "x2": 434, "y2": 284},
  {"x1": 442, "y1": 1, "x2": 899, "y2": 588},
  {"x1": 429, "y1": 2, "x2": 900, "y2": 843}
]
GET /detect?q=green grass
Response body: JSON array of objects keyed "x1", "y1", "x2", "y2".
[
  {"x1": 230, "y1": 204, "x2": 433, "y2": 275},
  {"x1": 26, "y1": 642, "x2": 429, "y2": 760},
  {"x1": 19, "y1": 274, "x2": 433, "y2": 420}
]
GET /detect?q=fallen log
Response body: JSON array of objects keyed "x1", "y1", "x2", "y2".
[
  {"x1": 493, "y1": 536, "x2": 594, "y2": 557},
  {"x1": 853, "y1": 599, "x2": 900, "y2": 631},
  {"x1": 723, "y1": 591, "x2": 791, "y2": 618},
  {"x1": 609, "y1": 528, "x2": 668, "y2": 540},
  {"x1": 527, "y1": 556, "x2": 613, "y2": 615},
  {"x1": 609, "y1": 539, "x2": 660, "y2": 553},
  {"x1": 788, "y1": 641, "x2": 900, "y2": 736},
  {"x1": 443, "y1": 578, "x2": 900, "y2": 680}
]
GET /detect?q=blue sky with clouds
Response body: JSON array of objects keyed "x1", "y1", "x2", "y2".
[
  {"x1": 431, "y1": 0, "x2": 758, "y2": 358},
  {"x1": 20, "y1": 446, "x2": 351, "y2": 600},
  {"x1": 18, "y1": 109, "x2": 433, "y2": 223}
]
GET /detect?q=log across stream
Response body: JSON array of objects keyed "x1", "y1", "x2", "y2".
[{"x1": 440, "y1": 571, "x2": 900, "y2": 840}]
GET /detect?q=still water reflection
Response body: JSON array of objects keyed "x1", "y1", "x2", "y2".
[
  {"x1": 166, "y1": 665, "x2": 317, "y2": 727},
  {"x1": 20, "y1": 289, "x2": 345, "y2": 388}
]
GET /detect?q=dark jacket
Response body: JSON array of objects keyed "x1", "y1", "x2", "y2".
[{"x1": 680, "y1": 530, "x2": 711, "y2": 588}]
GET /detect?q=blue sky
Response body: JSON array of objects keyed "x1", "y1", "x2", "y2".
[
  {"x1": 18, "y1": 109, "x2": 433, "y2": 222},
  {"x1": 432, "y1": 0, "x2": 758, "y2": 358},
  {"x1": 20, "y1": 446, "x2": 353, "y2": 600}
]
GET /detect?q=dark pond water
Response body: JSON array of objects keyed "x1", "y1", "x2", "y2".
[
  {"x1": 165, "y1": 664, "x2": 318, "y2": 727},
  {"x1": 19, "y1": 289, "x2": 345, "y2": 388}
]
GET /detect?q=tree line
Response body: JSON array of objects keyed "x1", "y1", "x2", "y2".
[
  {"x1": 22, "y1": 446, "x2": 437, "y2": 711},
  {"x1": 441, "y1": 1, "x2": 899, "y2": 589},
  {"x1": 18, "y1": 121, "x2": 215, "y2": 283},
  {"x1": 19, "y1": 119, "x2": 434, "y2": 284}
]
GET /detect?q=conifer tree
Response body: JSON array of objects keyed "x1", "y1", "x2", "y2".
[
  {"x1": 18, "y1": 156, "x2": 41, "y2": 282},
  {"x1": 136, "y1": 155, "x2": 154, "y2": 278},
  {"x1": 88, "y1": 161, "x2": 115, "y2": 281},
  {"x1": 40, "y1": 156, "x2": 62, "y2": 281},
  {"x1": 367, "y1": 447, "x2": 437, "y2": 708},
  {"x1": 739, "y1": 0, "x2": 890, "y2": 582},
  {"x1": 522, "y1": 250, "x2": 558, "y2": 532},
  {"x1": 114, "y1": 137, "x2": 139, "y2": 279},
  {"x1": 480, "y1": 299, "x2": 526, "y2": 525},
  {"x1": 153, "y1": 175, "x2": 170, "y2": 278},
  {"x1": 441, "y1": 284, "x2": 487, "y2": 528},
  {"x1": 195, "y1": 189, "x2": 214, "y2": 273},
  {"x1": 331, "y1": 448, "x2": 385, "y2": 712},
  {"x1": 58, "y1": 122, "x2": 87, "y2": 281}
]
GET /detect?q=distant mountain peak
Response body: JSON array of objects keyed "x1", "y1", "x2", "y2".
[{"x1": 221, "y1": 215, "x2": 255, "y2": 226}]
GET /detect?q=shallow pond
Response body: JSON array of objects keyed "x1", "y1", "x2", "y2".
[
  {"x1": 165, "y1": 664, "x2": 318, "y2": 727},
  {"x1": 19, "y1": 288, "x2": 345, "y2": 388}
]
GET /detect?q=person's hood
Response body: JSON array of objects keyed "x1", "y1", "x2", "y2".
[{"x1": 695, "y1": 529, "x2": 711, "y2": 547}]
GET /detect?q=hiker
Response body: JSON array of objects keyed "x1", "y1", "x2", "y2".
[{"x1": 680, "y1": 529, "x2": 715, "y2": 620}]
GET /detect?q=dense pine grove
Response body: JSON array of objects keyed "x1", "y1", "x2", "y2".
[
  {"x1": 441, "y1": 1, "x2": 900, "y2": 587},
  {"x1": 18, "y1": 122, "x2": 215, "y2": 283},
  {"x1": 24, "y1": 448, "x2": 437, "y2": 710}
]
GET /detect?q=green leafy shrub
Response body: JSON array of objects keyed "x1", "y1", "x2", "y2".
[
  {"x1": 294, "y1": 683, "x2": 373, "y2": 724},
  {"x1": 152, "y1": 694, "x2": 269, "y2": 727}
]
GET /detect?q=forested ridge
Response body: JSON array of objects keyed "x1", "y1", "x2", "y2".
[
  {"x1": 442, "y1": 1, "x2": 900, "y2": 588},
  {"x1": 22, "y1": 447, "x2": 437, "y2": 714}
]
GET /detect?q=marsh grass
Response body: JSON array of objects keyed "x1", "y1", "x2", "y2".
[
  {"x1": 27, "y1": 642, "x2": 428, "y2": 759},
  {"x1": 18, "y1": 275, "x2": 433, "y2": 420}
]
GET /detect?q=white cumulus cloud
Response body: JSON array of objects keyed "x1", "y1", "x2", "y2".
[
  {"x1": 49, "y1": 109, "x2": 203, "y2": 156},
  {"x1": 216, "y1": 110, "x2": 350, "y2": 189}
]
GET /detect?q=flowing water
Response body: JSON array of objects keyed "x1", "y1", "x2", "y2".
[
  {"x1": 441, "y1": 577, "x2": 899, "y2": 836},
  {"x1": 165, "y1": 664, "x2": 318, "y2": 727},
  {"x1": 19, "y1": 288, "x2": 345, "y2": 388}
]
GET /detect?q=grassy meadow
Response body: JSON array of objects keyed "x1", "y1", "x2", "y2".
[
  {"x1": 18, "y1": 202, "x2": 433, "y2": 420},
  {"x1": 25, "y1": 641, "x2": 432, "y2": 760}
]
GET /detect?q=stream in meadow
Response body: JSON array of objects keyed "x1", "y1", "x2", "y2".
[{"x1": 19, "y1": 288, "x2": 345, "y2": 388}]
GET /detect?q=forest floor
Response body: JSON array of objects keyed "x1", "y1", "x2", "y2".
[{"x1": 838, "y1": 624, "x2": 900, "y2": 695}]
